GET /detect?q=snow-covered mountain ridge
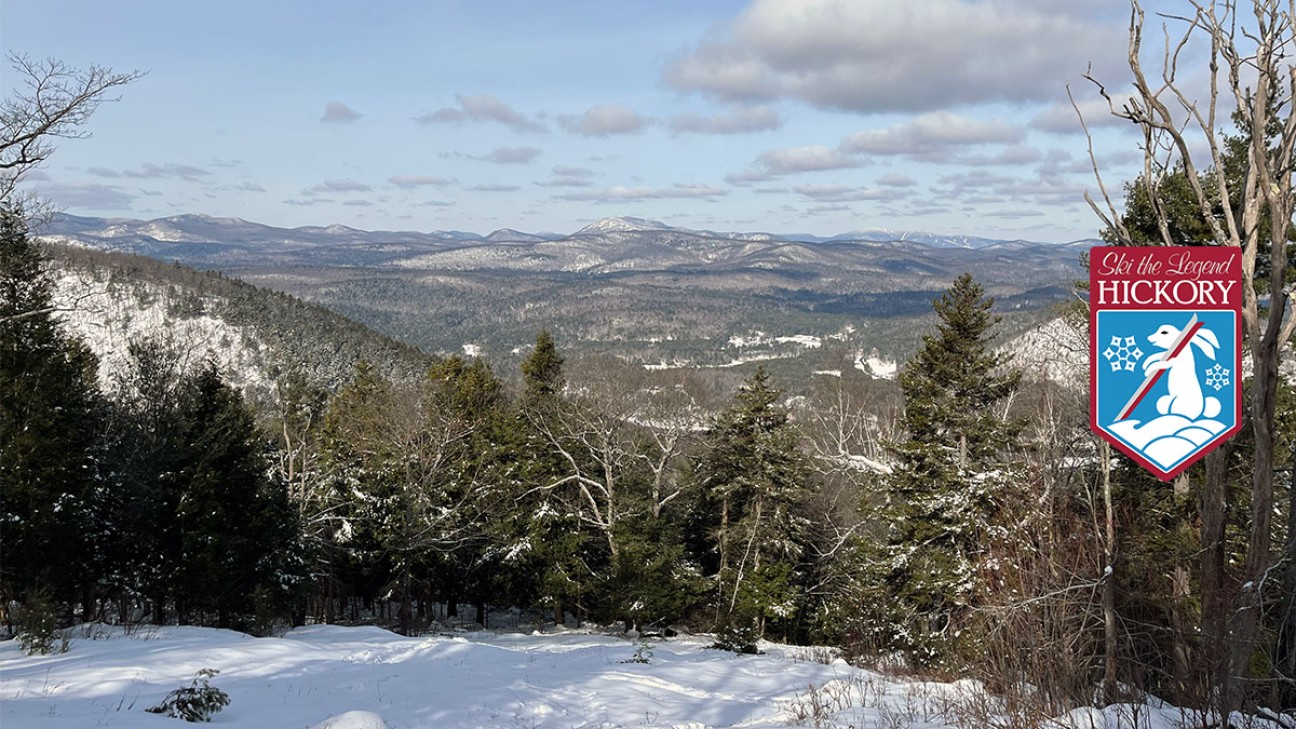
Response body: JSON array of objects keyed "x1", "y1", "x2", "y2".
[
  {"x1": 41, "y1": 213, "x2": 1089, "y2": 269},
  {"x1": 44, "y1": 246, "x2": 434, "y2": 397}
]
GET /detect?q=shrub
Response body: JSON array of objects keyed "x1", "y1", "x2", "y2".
[
  {"x1": 146, "y1": 668, "x2": 230, "y2": 722},
  {"x1": 14, "y1": 587, "x2": 65, "y2": 656}
]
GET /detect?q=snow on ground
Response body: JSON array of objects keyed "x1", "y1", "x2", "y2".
[
  {"x1": 0, "y1": 624, "x2": 1207, "y2": 729},
  {"x1": 854, "y1": 351, "x2": 898, "y2": 380}
]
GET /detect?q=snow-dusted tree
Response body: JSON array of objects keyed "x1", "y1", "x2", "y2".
[
  {"x1": 171, "y1": 362, "x2": 304, "y2": 629},
  {"x1": 866, "y1": 273, "x2": 1023, "y2": 668},
  {"x1": 514, "y1": 331, "x2": 595, "y2": 625},
  {"x1": 0, "y1": 203, "x2": 102, "y2": 617},
  {"x1": 692, "y1": 366, "x2": 814, "y2": 642},
  {"x1": 96, "y1": 336, "x2": 190, "y2": 623},
  {"x1": 315, "y1": 361, "x2": 399, "y2": 622}
]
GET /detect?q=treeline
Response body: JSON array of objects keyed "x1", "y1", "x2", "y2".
[{"x1": 11, "y1": 202, "x2": 1296, "y2": 718}]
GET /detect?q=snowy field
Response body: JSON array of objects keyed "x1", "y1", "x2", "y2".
[{"x1": 1, "y1": 624, "x2": 1199, "y2": 729}]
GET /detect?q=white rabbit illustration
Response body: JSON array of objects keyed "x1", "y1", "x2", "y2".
[{"x1": 1142, "y1": 321, "x2": 1221, "y2": 420}]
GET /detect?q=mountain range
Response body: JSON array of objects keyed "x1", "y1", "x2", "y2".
[
  {"x1": 38, "y1": 213, "x2": 1090, "y2": 388},
  {"x1": 39, "y1": 213, "x2": 1089, "y2": 269}
]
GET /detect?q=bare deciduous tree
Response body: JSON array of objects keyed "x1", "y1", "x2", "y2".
[
  {"x1": 1079, "y1": 0, "x2": 1295, "y2": 712},
  {"x1": 1, "y1": 53, "x2": 143, "y2": 204}
]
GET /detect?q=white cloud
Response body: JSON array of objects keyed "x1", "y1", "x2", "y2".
[
  {"x1": 793, "y1": 184, "x2": 906, "y2": 202},
  {"x1": 664, "y1": 0, "x2": 1126, "y2": 112},
  {"x1": 841, "y1": 112, "x2": 1022, "y2": 158},
  {"x1": 306, "y1": 179, "x2": 372, "y2": 194},
  {"x1": 957, "y1": 144, "x2": 1044, "y2": 166},
  {"x1": 91, "y1": 163, "x2": 212, "y2": 181},
  {"x1": 537, "y1": 165, "x2": 598, "y2": 188},
  {"x1": 876, "y1": 173, "x2": 917, "y2": 187},
  {"x1": 1031, "y1": 89, "x2": 1139, "y2": 133},
  {"x1": 557, "y1": 184, "x2": 728, "y2": 202},
  {"x1": 552, "y1": 165, "x2": 595, "y2": 178},
  {"x1": 416, "y1": 94, "x2": 546, "y2": 133},
  {"x1": 322, "y1": 101, "x2": 362, "y2": 124},
  {"x1": 35, "y1": 183, "x2": 136, "y2": 210},
  {"x1": 668, "y1": 105, "x2": 782, "y2": 134},
  {"x1": 472, "y1": 146, "x2": 542, "y2": 164},
  {"x1": 728, "y1": 145, "x2": 861, "y2": 183},
  {"x1": 388, "y1": 175, "x2": 454, "y2": 189},
  {"x1": 559, "y1": 105, "x2": 651, "y2": 136}
]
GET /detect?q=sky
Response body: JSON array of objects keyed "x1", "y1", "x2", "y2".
[{"x1": 2, "y1": 0, "x2": 1190, "y2": 242}]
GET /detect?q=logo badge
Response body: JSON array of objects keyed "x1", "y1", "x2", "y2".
[{"x1": 1090, "y1": 246, "x2": 1242, "y2": 480}]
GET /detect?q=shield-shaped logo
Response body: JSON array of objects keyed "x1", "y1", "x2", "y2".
[{"x1": 1090, "y1": 246, "x2": 1242, "y2": 480}]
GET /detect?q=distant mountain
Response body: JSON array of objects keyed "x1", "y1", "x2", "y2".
[
  {"x1": 575, "y1": 216, "x2": 676, "y2": 234},
  {"x1": 40, "y1": 213, "x2": 1074, "y2": 269},
  {"x1": 39, "y1": 212, "x2": 1086, "y2": 388}
]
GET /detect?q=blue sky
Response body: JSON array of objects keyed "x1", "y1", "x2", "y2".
[{"x1": 4, "y1": 0, "x2": 1169, "y2": 241}]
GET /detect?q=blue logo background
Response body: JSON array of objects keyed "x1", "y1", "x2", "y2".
[{"x1": 1094, "y1": 308, "x2": 1238, "y2": 474}]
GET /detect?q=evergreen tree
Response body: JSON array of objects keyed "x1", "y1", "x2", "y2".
[
  {"x1": 868, "y1": 273, "x2": 1023, "y2": 667},
  {"x1": 692, "y1": 366, "x2": 813, "y2": 642},
  {"x1": 422, "y1": 356, "x2": 511, "y2": 625},
  {"x1": 0, "y1": 204, "x2": 103, "y2": 616},
  {"x1": 514, "y1": 330, "x2": 596, "y2": 625},
  {"x1": 316, "y1": 361, "x2": 399, "y2": 622},
  {"x1": 96, "y1": 336, "x2": 190, "y2": 623},
  {"x1": 522, "y1": 329, "x2": 564, "y2": 401},
  {"x1": 172, "y1": 361, "x2": 303, "y2": 629}
]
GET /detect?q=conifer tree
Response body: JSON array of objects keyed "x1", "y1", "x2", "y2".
[
  {"x1": 172, "y1": 361, "x2": 303, "y2": 629},
  {"x1": 515, "y1": 330, "x2": 594, "y2": 624},
  {"x1": 316, "y1": 361, "x2": 398, "y2": 622},
  {"x1": 0, "y1": 204, "x2": 102, "y2": 615},
  {"x1": 97, "y1": 337, "x2": 190, "y2": 622},
  {"x1": 522, "y1": 329, "x2": 564, "y2": 401},
  {"x1": 693, "y1": 366, "x2": 812, "y2": 642},
  {"x1": 869, "y1": 273, "x2": 1023, "y2": 667},
  {"x1": 421, "y1": 356, "x2": 509, "y2": 624}
]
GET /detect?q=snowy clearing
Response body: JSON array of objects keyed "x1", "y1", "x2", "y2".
[{"x1": 1, "y1": 624, "x2": 1200, "y2": 729}]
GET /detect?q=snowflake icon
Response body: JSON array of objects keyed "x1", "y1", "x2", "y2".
[
  {"x1": 1102, "y1": 335, "x2": 1144, "y2": 373},
  {"x1": 1205, "y1": 363, "x2": 1230, "y2": 391}
]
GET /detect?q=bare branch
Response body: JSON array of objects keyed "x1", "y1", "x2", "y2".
[{"x1": 0, "y1": 53, "x2": 144, "y2": 201}]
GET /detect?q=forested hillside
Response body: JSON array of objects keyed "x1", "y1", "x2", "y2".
[
  {"x1": 6, "y1": 199, "x2": 1202, "y2": 721},
  {"x1": 46, "y1": 243, "x2": 433, "y2": 399}
]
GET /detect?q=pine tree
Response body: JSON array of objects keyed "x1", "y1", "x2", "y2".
[
  {"x1": 870, "y1": 273, "x2": 1023, "y2": 667},
  {"x1": 522, "y1": 329, "x2": 564, "y2": 401},
  {"x1": 172, "y1": 361, "x2": 303, "y2": 629},
  {"x1": 422, "y1": 356, "x2": 509, "y2": 625},
  {"x1": 693, "y1": 366, "x2": 813, "y2": 642},
  {"x1": 96, "y1": 336, "x2": 190, "y2": 623},
  {"x1": 316, "y1": 360, "x2": 399, "y2": 622},
  {"x1": 514, "y1": 330, "x2": 595, "y2": 625},
  {"x1": 0, "y1": 203, "x2": 103, "y2": 616}
]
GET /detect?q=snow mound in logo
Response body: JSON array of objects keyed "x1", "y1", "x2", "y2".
[{"x1": 1108, "y1": 415, "x2": 1228, "y2": 469}]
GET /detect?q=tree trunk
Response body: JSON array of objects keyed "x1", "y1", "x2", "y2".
[
  {"x1": 1200, "y1": 447, "x2": 1231, "y2": 704},
  {"x1": 1170, "y1": 473, "x2": 1194, "y2": 703},
  {"x1": 1226, "y1": 324, "x2": 1282, "y2": 710},
  {"x1": 1277, "y1": 441, "x2": 1296, "y2": 709},
  {"x1": 1101, "y1": 440, "x2": 1119, "y2": 705}
]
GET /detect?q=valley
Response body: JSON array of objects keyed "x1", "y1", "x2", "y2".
[{"x1": 40, "y1": 213, "x2": 1087, "y2": 388}]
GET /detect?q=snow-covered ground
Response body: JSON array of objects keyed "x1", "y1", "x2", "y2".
[{"x1": 0, "y1": 624, "x2": 1205, "y2": 729}]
